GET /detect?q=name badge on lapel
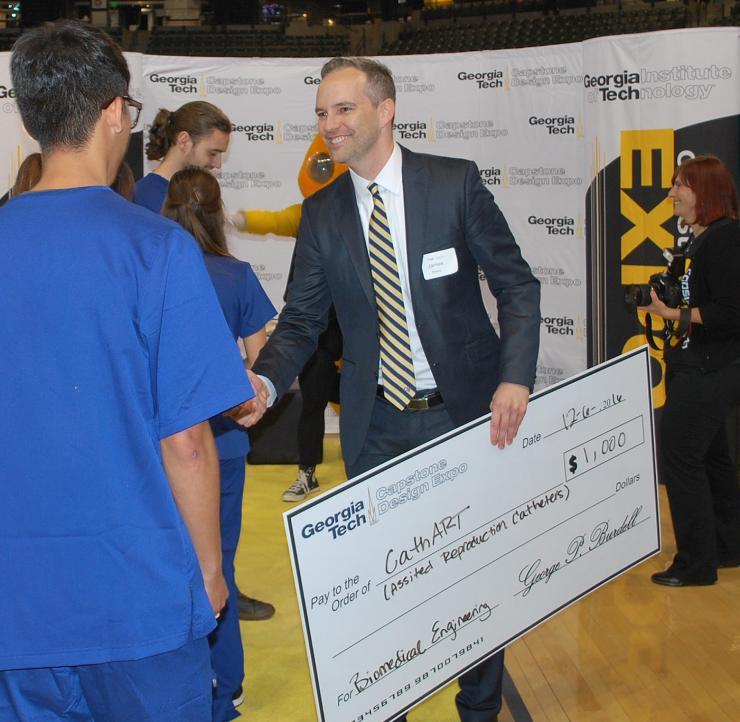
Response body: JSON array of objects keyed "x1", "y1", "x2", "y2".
[{"x1": 422, "y1": 247, "x2": 458, "y2": 280}]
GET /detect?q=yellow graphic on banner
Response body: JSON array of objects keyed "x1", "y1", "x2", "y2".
[{"x1": 619, "y1": 129, "x2": 674, "y2": 408}]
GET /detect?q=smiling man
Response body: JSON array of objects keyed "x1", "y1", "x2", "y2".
[{"x1": 252, "y1": 56, "x2": 541, "y2": 722}]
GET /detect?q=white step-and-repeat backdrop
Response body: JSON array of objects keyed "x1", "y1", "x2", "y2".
[{"x1": 2, "y1": 28, "x2": 738, "y2": 400}]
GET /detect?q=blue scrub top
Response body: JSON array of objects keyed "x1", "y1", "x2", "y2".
[
  {"x1": 203, "y1": 254, "x2": 277, "y2": 459},
  {"x1": 133, "y1": 172, "x2": 169, "y2": 213},
  {"x1": 0, "y1": 187, "x2": 252, "y2": 670}
]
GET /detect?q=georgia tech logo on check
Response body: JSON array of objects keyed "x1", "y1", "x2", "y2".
[{"x1": 301, "y1": 500, "x2": 367, "y2": 540}]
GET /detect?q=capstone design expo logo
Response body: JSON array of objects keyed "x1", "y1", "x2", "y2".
[
  {"x1": 511, "y1": 65, "x2": 582, "y2": 88},
  {"x1": 531, "y1": 264, "x2": 583, "y2": 289},
  {"x1": 508, "y1": 165, "x2": 582, "y2": 188},
  {"x1": 276, "y1": 122, "x2": 315, "y2": 143},
  {"x1": 219, "y1": 170, "x2": 282, "y2": 191},
  {"x1": 536, "y1": 362, "x2": 566, "y2": 388},
  {"x1": 207, "y1": 75, "x2": 282, "y2": 97},
  {"x1": 366, "y1": 458, "x2": 469, "y2": 522},
  {"x1": 435, "y1": 119, "x2": 508, "y2": 142},
  {"x1": 583, "y1": 64, "x2": 732, "y2": 103},
  {"x1": 394, "y1": 73, "x2": 435, "y2": 94}
]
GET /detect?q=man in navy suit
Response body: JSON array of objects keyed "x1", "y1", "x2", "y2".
[{"x1": 252, "y1": 57, "x2": 540, "y2": 721}]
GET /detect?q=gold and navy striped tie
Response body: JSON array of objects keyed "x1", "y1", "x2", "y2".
[{"x1": 367, "y1": 182, "x2": 416, "y2": 410}]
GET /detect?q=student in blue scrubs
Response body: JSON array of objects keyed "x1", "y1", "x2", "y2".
[
  {"x1": 164, "y1": 167, "x2": 277, "y2": 721},
  {"x1": 0, "y1": 20, "x2": 263, "y2": 721},
  {"x1": 134, "y1": 104, "x2": 275, "y2": 625},
  {"x1": 133, "y1": 101, "x2": 231, "y2": 213}
]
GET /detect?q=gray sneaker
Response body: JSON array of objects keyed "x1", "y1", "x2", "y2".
[{"x1": 282, "y1": 466, "x2": 319, "y2": 502}]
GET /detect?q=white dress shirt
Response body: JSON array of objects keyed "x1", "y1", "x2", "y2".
[{"x1": 349, "y1": 143, "x2": 435, "y2": 390}]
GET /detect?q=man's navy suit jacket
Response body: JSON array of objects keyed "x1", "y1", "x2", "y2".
[{"x1": 253, "y1": 145, "x2": 541, "y2": 467}]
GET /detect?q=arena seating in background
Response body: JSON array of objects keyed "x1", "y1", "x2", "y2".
[
  {"x1": 0, "y1": 28, "x2": 21, "y2": 51},
  {"x1": 381, "y1": 4, "x2": 689, "y2": 54},
  {"x1": 146, "y1": 25, "x2": 350, "y2": 57}
]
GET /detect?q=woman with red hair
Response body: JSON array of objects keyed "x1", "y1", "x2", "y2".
[{"x1": 640, "y1": 154, "x2": 740, "y2": 587}]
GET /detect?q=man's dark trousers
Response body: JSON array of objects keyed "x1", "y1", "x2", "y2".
[{"x1": 346, "y1": 397, "x2": 504, "y2": 722}]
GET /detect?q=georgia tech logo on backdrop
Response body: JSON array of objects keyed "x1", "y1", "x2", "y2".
[
  {"x1": 511, "y1": 65, "x2": 582, "y2": 88},
  {"x1": 0, "y1": 84, "x2": 19, "y2": 114},
  {"x1": 148, "y1": 72, "x2": 203, "y2": 95},
  {"x1": 528, "y1": 114, "x2": 584, "y2": 138},
  {"x1": 394, "y1": 73, "x2": 435, "y2": 94},
  {"x1": 479, "y1": 165, "x2": 507, "y2": 188},
  {"x1": 531, "y1": 264, "x2": 583, "y2": 289},
  {"x1": 393, "y1": 120, "x2": 428, "y2": 140},
  {"x1": 584, "y1": 64, "x2": 732, "y2": 103},
  {"x1": 276, "y1": 121, "x2": 315, "y2": 143},
  {"x1": 528, "y1": 215, "x2": 576, "y2": 235},
  {"x1": 457, "y1": 69, "x2": 506, "y2": 90},
  {"x1": 541, "y1": 314, "x2": 585, "y2": 339},
  {"x1": 231, "y1": 122, "x2": 275, "y2": 141},
  {"x1": 207, "y1": 75, "x2": 282, "y2": 97}
]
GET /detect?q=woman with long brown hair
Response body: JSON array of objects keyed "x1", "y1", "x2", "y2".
[{"x1": 163, "y1": 167, "x2": 276, "y2": 719}]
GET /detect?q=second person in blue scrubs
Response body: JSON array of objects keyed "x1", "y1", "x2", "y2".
[{"x1": 163, "y1": 167, "x2": 277, "y2": 721}]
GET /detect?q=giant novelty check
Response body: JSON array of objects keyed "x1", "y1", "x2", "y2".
[{"x1": 285, "y1": 347, "x2": 660, "y2": 722}]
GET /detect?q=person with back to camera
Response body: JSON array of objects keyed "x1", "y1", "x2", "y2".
[
  {"x1": 250, "y1": 56, "x2": 541, "y2": 722},
  {"x1": 163, "y1": 166, "x2": 276, "y2": 719},
  {"x1": 134, "y1": 100, "x2": 231, "y2": 213},
  {"x1": 0, "y1": 20, "x2": 257, "y2": 720},
  {"x1": 638, "y1": 155, "x2": 740, "y2": 587}
]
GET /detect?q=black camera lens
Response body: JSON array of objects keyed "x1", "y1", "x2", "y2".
[{"x1": 624, "y1": 284, "x2": 652, "y2": 307}]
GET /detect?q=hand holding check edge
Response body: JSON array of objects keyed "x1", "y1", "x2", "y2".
[{"x1": 490, "y1": 382, "x2": 530, "y2": 449}]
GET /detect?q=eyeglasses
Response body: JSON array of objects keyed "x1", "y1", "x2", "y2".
[{"x1": 101, "y1": 95, "x2": 142, "y2": 130}]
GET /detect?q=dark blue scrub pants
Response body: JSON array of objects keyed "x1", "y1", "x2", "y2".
[
  {"x1": 346, "y1": 398, "x2": 504, "y2": 722},
  {"x1": 0, "y1": 638, "x2": 212, "y2": 721},
  {"x1": 209, "y1": 456, "x2": 247, "y2": 722}
]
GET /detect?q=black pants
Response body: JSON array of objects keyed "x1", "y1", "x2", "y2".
[
  {"x1": 297, "y1": 316, "x2": 341, "y2": 467},
  {"x1": 661, "y1": 364, "x2": 740, "y2": 581},
  {"x1": 347, "y1": 398, "x2": 504, "y2": 722}
]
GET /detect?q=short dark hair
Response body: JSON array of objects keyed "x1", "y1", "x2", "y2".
[
  {"x1": 321, "y1": 57, "x2": 396, "y2": 105},
  {"x1": 673, "y1": 155, "x2": 739, "y2": 226},
  {"x1": 11, "y1": 20, "x2": 130, "y2": 152},
  {"x1": 146, "y1": 102, "x2": 231, "y2": 161}
]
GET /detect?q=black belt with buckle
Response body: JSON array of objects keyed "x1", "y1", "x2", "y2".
[{"x1": 376, "y1": 386, "x2": 444, "y2": 410}]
